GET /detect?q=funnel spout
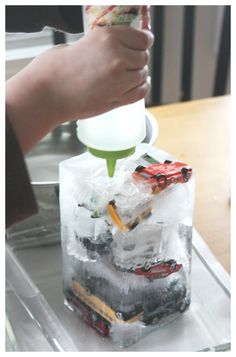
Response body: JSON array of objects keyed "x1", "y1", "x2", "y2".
[{"x1": 88, "y1": 147, "x2": 136, "y2": 177}]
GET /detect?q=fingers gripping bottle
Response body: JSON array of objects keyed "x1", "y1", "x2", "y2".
[{"x1": 76, "y1": 6, "x2": 150, "y2": 177}]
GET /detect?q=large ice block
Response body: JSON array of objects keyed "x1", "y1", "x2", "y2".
[{"x1": 59, "y1": 144, "x2": 195, "y2": 347}]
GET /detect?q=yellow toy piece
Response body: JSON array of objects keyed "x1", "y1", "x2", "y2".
[
  {"x1": 107, "y1": 200, "x2": 129, "y2": 232},
  {"x1": 107, "y1": 200, "x2": 152, "y2": 232},
  {"x1": 72, "y1": 278, "x2": 142, "y2": 324}
]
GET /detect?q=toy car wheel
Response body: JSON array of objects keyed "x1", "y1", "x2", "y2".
[
  {"x1": 129, "y1": 266, "x2": 136, "y2": 273},
  {"x1": 134, "y1": 165, "x2": 145, "y2": 172},
  {"x1": 155, "y1": 174, "x2": 167, "y2": 189},
  {"x1": 164, "y1": 159, "x2": 172, "y2": 164},
  {"x1": 179, "y1": 301, "x2": 187, "y2": 312},
  {"x1": 152, "y1": 316, "x2": 160, "y2": 325},
  {"x1": 116, "y1": 311, "x2": 124, "y2": 320},
  {"x1": 65, "y1": 292, "x2": 72, "y2": 302},
  {"x1": 169, "y1": 261, "x2": 176, "y2": 271},
  {"x1": 181, "y1": 167, "x2": 191, "y2": 182},
  {"x1": 91, "y1": 312, "x2": 98, "y2": 323},
  {"x1": 143, "y1": 262, "x2": 151, "y2": 271},
  {"x1": 108, "y1": 199, "x2": 116, "y2": 207},
  {"x1": 84, "y1": 287, "x2": 91, "y2": 296}
]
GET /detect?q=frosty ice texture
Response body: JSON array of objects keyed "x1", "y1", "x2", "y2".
[{"x1": 60, "y1": 144, "x2": 194, "y2": 347}]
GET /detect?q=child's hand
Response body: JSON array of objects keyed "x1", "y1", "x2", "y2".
[
  {"x1": 6, "y1": 26, "x2": 154, "y2": 152},
  {"x1": 39, "y1": 25, "x2": 154, "y2": 122}
]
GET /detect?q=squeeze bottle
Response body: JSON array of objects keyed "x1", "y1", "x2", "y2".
[{"x1": 77, "y1": 6, "x2": 150, "y2": 177}]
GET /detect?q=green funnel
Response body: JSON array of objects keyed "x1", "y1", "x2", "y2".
[{"x1": 88, "y1": 147, "x2": 136, "y2": 177}]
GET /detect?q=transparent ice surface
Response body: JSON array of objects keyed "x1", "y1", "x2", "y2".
[{"x1": 59, "y1": 143, "x2": 195, "y2": 347}]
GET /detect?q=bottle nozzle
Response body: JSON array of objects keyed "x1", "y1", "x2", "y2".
[
  {"x1": 106, "y1": 158, "x2": 117, "y2": 177},
  {"x1": 88, "y1": 147, "x2": 136, "y2": 177}
]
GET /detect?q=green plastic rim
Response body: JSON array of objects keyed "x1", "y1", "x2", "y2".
[{"x1": 88, "y1": 147, "x2": 136, "y2": 177}]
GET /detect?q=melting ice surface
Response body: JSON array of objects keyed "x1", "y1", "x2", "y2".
[{"x1": 59, "y1": 144, "x2": 195, "y2": 347}]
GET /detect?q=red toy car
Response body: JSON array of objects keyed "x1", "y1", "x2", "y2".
[
  {"x1": 131, "y1": 259, "x2": 182, "y2": 280},
  {"x1": 66, "y1": 290, "x2": 110, "y2": 337},
  {"x1": 132, "y1": 160, "x2": 192, "y2": 194}
]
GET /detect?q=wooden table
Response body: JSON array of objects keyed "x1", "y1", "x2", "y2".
[{"x1": 148, "y1": 95, "x2": 230, "y2": 273}]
